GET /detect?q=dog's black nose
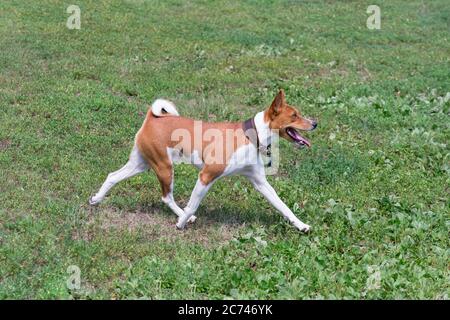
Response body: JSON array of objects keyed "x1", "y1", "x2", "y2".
[{"x1": 311, "y1": 121, "x2": 318, "y2": 130}]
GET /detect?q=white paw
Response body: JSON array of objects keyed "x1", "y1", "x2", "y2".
[
  {"x1": 176, "y1": 221, "x2": 185, "y2": 230},
  {"x1": 89, "y1": 195, "x2": 102, "y2": 206},
  {"x1": 177, "y1": 214, "x2": 196, "y2": 229},
  {"x1": 295, "y1": 223, "x2": 311, "y2": 233},
  {"x1": 188, "y1": 215, "x2": 197, "y2": 223}
]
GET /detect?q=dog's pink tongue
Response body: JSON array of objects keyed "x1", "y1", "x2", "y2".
[{"x1": 293, "y1": 130, "x2": 311, "y2": 147}]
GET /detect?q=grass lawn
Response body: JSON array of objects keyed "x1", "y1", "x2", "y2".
[{"x1": 0, "y1": 0, "x2": 449, "y2": 299}]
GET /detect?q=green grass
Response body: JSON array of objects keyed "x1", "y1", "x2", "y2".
[{"x1": 0, "y1": 0, "x2": 449, "y2": 299}]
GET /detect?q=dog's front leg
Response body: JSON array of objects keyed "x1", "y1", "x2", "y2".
[{"x1": 248, "y1": 175, "x2": 311, "y2": 232}]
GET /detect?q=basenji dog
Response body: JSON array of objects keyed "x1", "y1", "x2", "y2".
[{"x1": 89, "y1": 90, "x2": 317, "y2": 232}]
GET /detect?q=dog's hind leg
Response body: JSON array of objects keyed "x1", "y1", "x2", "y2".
[
  {"x1": 176, "y1": 169, "x2": 217, "y2": 229},
  {"x1": 89, "y1": 145, "x2": 148, "y2": 205},
  {"x1": 153, "y1": 163, "x2": 197, "y2": 223}
]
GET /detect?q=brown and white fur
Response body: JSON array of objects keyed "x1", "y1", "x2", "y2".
[{"x1": 89, "y1": 90, "x2": 317, "y2": 232}]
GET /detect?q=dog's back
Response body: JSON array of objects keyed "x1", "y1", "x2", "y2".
[{"x1": 135, "y1": 103, "x2": 250, "y2": 170}]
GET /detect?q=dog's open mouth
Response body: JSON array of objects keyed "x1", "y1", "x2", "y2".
[{"x1": 286, "y1": 127, "x2": 311, "y2": 148}]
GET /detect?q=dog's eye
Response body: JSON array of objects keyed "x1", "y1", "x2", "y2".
[{"x1": 291, "y1": 113, "x2": 297, "y2": 119}]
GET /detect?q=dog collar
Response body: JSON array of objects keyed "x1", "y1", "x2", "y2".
[{"x1": 243, "y1": 118, "x2": 272, "y2": 166}]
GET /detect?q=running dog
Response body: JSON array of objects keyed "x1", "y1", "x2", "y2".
[{"x1": 89, "y1": 90, "x2": 317, "y2": 232}]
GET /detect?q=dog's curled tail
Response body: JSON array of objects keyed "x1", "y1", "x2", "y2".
[{"x1": 150, "y1": 99, "x2": 180, "y2": 117}]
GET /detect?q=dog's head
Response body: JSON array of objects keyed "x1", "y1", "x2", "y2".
[{"x1": 265, "y1": 89, "x2": 317, "y2": 148}]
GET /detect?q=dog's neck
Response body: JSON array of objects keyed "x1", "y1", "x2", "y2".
[{"x1": 253, "y1": 111, "x2": 273, "y2": 148}]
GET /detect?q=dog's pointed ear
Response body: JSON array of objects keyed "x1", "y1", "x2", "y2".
[{"x1": 268, "y1": 89, "x2": 286, "y2": 117}]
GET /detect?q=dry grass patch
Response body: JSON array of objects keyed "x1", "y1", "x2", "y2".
[{"x1": 72, "y1": 206, "x2": 243, "y2": 247}]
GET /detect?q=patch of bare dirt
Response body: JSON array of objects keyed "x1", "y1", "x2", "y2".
[
  {"x1": 0, "y1": 139, "x2": 11, "y2": 151},
  {"x1": 72, "y1": 205, "x2": 243, "y2": 247}
]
